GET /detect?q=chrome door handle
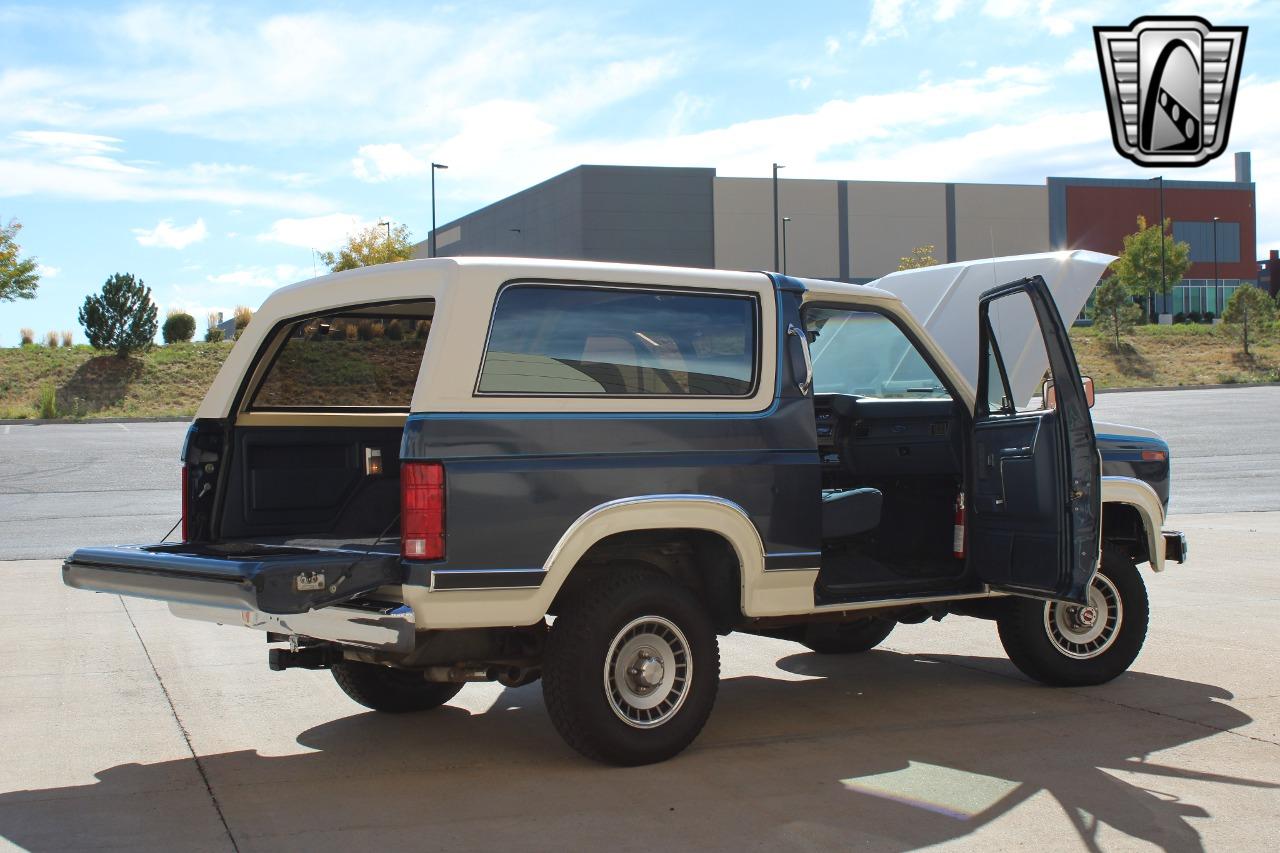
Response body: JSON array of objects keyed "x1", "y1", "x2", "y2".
[{"x1": 788, "y1": 323, "x2": 813, "y2": 396}]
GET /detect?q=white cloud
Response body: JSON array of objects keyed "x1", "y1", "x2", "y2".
[
  {"x1": 933, "y1": 0, "x2": 964, "y2": 20},
  {"x1": 206, "y1": 263, "x2": 306, "y2": 289},
  {"x1": 1064, "y1": 48, "x2": 1097, "y2": 74},
  {"x1": 824, "y1": 36, "x2": 841, "y2": 56},
  {"x1": 9, "y1": 130, "x2": 122, "y2": 154},
  {"x1": 258, "y1": 213, "x2": 369, "y2": 249},
  {"x1": 37, "y1": 264, "x2": 60, "y2": 278},
  {"x1": 788, "y1": 76, "x2": 813, "y2": 91},
  {"x1": 133, "y1": 218, "x2": 208, "y2": 249},
  {"x1": 351, "y1": 143, "x2": 427, "y2": 182},
  {"x1": 862, "y1": 0, "x2": 910, "y2": 45}
]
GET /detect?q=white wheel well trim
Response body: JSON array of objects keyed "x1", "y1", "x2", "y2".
[
  {"x1": 540, "y1": 494, "x2": 766, "y2": 607},
  {"x1": 1101, "y1": 476, "x2": 1166, "y2": 572}
]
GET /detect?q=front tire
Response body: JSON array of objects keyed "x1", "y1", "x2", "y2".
[
  {"x1": 997, "y1": 547, "x2": 1149, "y2": 687},
  {"x1": 331, "y1": 661, "x2": 464, "y2": 713},
  {"x1": 542, "y1": 568, "x2": 719, "y2": 765}
]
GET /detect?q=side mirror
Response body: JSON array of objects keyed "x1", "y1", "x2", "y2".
[{"x1": 1043, "y1": 376, "x2": 1095, "y2": 410}]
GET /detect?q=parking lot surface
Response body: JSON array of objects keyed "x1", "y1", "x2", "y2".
[{"x1": 2, "y1": 511, "x2": 1278, "y2": 851}]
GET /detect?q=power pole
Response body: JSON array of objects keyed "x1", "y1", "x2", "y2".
[{"x1": 772, "y1": 163, "x2": 784, "y2": 271}]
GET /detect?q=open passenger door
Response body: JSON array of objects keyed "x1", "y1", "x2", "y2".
[{"x1": 969, "y1": 276, "x2": 1100, "y2": 604}]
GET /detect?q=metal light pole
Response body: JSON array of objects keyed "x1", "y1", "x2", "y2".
[
  {"x1": 430, "y1": 163, "x2": 448, "y2": 258},
  {"x1": 378, "y1": 220, "x2": 391, "y2": 261},
  {"x1": 772, "y1": 163, "x2": 784, "y2": 271},
  {"x1": 1212, "y1": 216, "x2": 1221, "y2": 316},
  {"x1": 782, "y1": 217, "x2": 792, "y2": 275},
  {"x1": 1152, "y1": 175, "x2": 1166, "y2": 320}
]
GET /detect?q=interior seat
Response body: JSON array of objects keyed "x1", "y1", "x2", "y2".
[{"x1": 821, "y1": 488, "x2": 883, "y2": 540}]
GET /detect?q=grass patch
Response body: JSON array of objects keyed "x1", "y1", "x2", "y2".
[
  {"x1": 1071, "y1": 324, "x2": 1280, "y2": 389},
  {"x1": 0, "y1": 342, "x2": 233, "y2": 419}
]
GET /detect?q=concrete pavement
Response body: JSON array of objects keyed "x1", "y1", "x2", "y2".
[{"x1": 3, "y1": 511, "x2": 1277, "y2": 851}]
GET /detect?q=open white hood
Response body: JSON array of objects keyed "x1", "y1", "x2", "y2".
[{"x1": 869, "y1": 250, "x2": 1114, "y2": 405}]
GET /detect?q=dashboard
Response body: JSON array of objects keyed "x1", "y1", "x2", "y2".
[{"x1": 815, "y1": 394, "x2": 963, "y2": 478}]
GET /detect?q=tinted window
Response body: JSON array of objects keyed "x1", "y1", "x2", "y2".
[
  {"x1": 477, "y1": 285, "x2": 758, "y2": 396},
  {"x1": 251, "y1": 309, "x2": 431, "y2": 410},
  {"x1": 806, "y1": 308, "x2": 950, "y2": 399}
]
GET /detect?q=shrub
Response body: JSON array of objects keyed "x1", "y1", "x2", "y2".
[
  {"x1": 37, "y1": 383, "x2": 57, "y2": 418},
  {"x1": 415, "y1": 319, "x2": 431, "y2": 340},
  {"x1": 370, "y1": 321, "x2": 386, "y2": 339},
  {"x1": 1187, "y1": 311, "x2": 1202, "y2": 324},
  {"x1": 233, "y1": 305, "x2": 253, "y2": 331},
  {"x1": 385, "y1": 319, "x2": 404, "y2": 340},
  {"x1": 1202, "y1": 310, "x2": 1215, "y2": 323},
  {"x1": 356, "y1": 318, "x2": 375, "y2": 341},
  {"x1": 162, "y1": 310, "x2": 197, "y2": 343},
  {"x1": 19, "y1": 327, "x2": 33, "y2": 345},
  {"x1": 1173, "y1": 312, "x2": 1186, "y2": 324},
  {"x1": 78, "y1": 272, "x2": 159, "y2": 358},
  {"x1": 60, "y1": 330, "x2": 73, "y2": 347},
  {"x1": 43, "y1": 330, "x2": 58, "y2": 347},
  {"x1": 205, "y1": 327, "x2": 225, "y2": 343}
]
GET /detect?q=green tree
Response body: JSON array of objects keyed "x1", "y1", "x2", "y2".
[
  {"x1": 1090, "y1": 275, "x2": 1142, "y2": 352},
  {"x1": 320, "y1": 222, "x2": 414, "y2": 271},
  {"x1": 162, "y1": 310, "x2": 196, "y2": 343},
  {"x1": 1, "y1": 218, "x2": 41, "y2": 302},
  {"x1": 897, "y1": 244, "x2": 939, "y2": 271},
  {"x1": 1222, "y1": 285, "x2": 1277, "y2": 357},
  {"x1": 78, "y1": 273, "x2": 159, "y2": 358},
  {"x1": 1110, "y1": 215, "x2": 1192, "y2": 318}
]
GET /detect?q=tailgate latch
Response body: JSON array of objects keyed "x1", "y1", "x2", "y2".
[{"x1": 295, "y1": 571, "x2": 326, "y2": 592}]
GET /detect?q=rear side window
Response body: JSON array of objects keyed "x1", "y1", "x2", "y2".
[
  {"x1": 251, "y1": 304, "x2": 432, "y2": 410},
  {"x1": 476, "y1": 284, "x2": 759, "y2": 397}
]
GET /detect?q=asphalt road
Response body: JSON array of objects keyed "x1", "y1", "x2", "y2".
[
  {"x1": 3, "y1": 511, "x2": 1277, "y2": 851},
  {"x1": 0, "y1": 386, "x2": 1276, "y2": 559},
  {"x1": 1092, "y1": 385, "x2": 1280, "y2": 515}
]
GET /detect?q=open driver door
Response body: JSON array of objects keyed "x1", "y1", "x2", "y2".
[{"x1": 969, "y1": 275, "x2": 1100, "y2": 605}]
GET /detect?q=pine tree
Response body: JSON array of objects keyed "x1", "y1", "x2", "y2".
[
  {"x1": 78, "y1": 273, "x2": 159, "y2": 358},
  {"x1": 1090, "y1": 276, "x2": 1142, "y2": 352},
  {"x1": 1222, "y1": 285, "x2": 1277, "y2": 357}
]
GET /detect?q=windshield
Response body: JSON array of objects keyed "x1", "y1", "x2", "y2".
[{"x1": 806, "y1": 308, "x2": 950, "y2": 399}]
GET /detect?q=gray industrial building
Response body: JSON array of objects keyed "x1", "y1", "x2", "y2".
[{"x1": 416, "y1": 162, "x2": 1257, "y2": 306}]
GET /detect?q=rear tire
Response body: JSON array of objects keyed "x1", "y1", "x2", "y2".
[
  {"x1": 998, "y1": 547, "x2": 1149, "y2": 687},
  {"x1": 801, "y1": 617, "x2": 895, "y2": 654},
  {"x1": 331, "y1": 661, "x2": 464, "y2": 713},
  {"x1": 542, "y1": 567, "x2": 719, "y2": 766}
]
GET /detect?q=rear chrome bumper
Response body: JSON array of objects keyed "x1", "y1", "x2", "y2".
[
  {"x1": 1163, "y1": 530, "x2": 1188, "y2": 564},
  {"x1": 169, "y1": 601, "x2": 416, "y2": 652}
]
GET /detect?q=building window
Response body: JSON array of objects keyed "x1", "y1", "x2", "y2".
[
  {"x1": 1172, "y1": 221, "x2": 1240, "y2": 263},
  {"x1": 476, "y1": 284, "x2": 759, "y2": 397}
]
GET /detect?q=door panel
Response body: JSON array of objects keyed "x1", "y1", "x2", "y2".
[{"x1": 970, "y1": 277, "x2": 1099, "y2": 604}]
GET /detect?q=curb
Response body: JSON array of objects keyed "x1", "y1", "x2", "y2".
[
  {"x1": 1096, "y1": 381, "x2": 1280, "y2": 394},
  {"x1": 0, "y1": 416, "x2": 192, "y2": 426}
]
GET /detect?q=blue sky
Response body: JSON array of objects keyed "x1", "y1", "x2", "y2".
[{"x1": 1, "y1": 0, "x2": 1276, "y2": 345}]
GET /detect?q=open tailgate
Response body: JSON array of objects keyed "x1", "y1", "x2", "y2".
[{"x1": 63, "y1": 542, "x2": 403, "y2": 614}]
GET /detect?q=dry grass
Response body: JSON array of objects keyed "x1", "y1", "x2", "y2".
[
  {"x1": 1071, "y1": 324, "x2": 1280, "y2": 388},
  {"x1": 0, "y1": 342, "x2": 233, "y2": 419}
]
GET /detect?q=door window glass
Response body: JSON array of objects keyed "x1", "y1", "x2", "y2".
[{"x1": 804, "y1": 308, "x2": 951, "y2": 399}]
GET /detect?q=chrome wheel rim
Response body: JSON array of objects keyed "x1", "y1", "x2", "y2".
[
  {"x1": 1044, "y1": 572, "x2": 1124, "y2": 660},
  {"x1": 604, "y1": 615, "x2": 691, "y2": 729}
]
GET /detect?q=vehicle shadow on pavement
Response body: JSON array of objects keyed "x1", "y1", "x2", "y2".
[{"x1": 1, "y1": 651, "x2": 1274, "y2": 852}]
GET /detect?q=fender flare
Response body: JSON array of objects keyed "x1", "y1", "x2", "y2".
[
  {"x1": 1101, "y1": 476, "x2": 1167, "y2": 572},
  {"x1": 540, "y1": 494, "x2": 767, "y2": 608}
]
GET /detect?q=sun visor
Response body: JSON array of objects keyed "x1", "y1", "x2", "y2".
[{"x1": 869, "y1": 251, "x2": 1114, "y2": 406}]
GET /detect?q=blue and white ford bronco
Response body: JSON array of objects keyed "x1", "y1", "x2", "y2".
[{"x1": 64, "y1": 253, "x2": 1187, "y2": 765}]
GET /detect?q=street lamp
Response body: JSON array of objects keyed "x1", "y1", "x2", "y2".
[
  {"x1": 430, "y1": 163, "x2": 448, "y2": 258},
  {"x1": 1151, "y1": 176, "x2": 1166, "y2": 321},
  {"x1": 782, "y1": 217, "x2": 792, "y2": 275},
  {"x1": 772, "y1": 163, "x2": 785, "y2": 271},
  {"x1": 1212, "y1": 216, "x2": 1221, "y2": 316}
]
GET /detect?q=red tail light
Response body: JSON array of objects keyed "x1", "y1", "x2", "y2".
[
  {"x1": 181, "y1": 464, "x2": 190, "y2": 542},
  {"x1": 402, "y1": 461, "x2": 445, "y2": 560}
]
